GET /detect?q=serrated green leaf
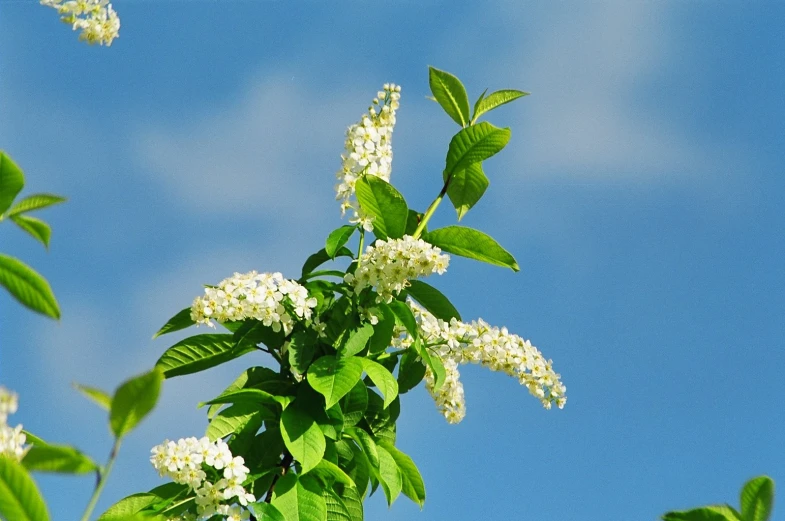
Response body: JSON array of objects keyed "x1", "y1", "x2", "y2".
[
  {"x1": 335, "y1": 483, "x2": 363, "y2": 521},
  {"x1": 152, "y1": 308, "x2": 194, "y2": 339},
  {"x1": 110, "y1": 369, "x2": 163, "y2": 439},
  {"x1": 288, "y1": 330, "x2": 317, "y2": 374},
  {"x1": 313, "y1": 459, "x2": 356, "y2": 488},
  {"x1": 0, "y1": 152, "x2": 25, "y2": 215},
  {"x1": 206, "y1": 402, "x2": 267, "y2": 441},
  {"x1": 345, "y1": 427, "x2": 379, "y2": 469},
  {"x1": 425, "y1": 226, "x2": 518, "y2": 271},
  {"x1": 363, "y1": 390, "x2": 399, "y2": 442},
  {"x1": 280, "y1": 400, "x2": 326, "y2": 473},
  {"x1": 0, "y1": 453, "x2": 50, "y2": 521},
  {"x1": 271, "y1": 473, "x2": 327, "y2": 521},
  {"x1": 72, "y1": 383, "x2": 111, "y2": 411},
  {"x1": 340, "y1": 381, "x2": 368, "y2": 428},
  {"x1": 98, "y1": 483, "x2": 188, "y2": 521},
  {"x1": 339, "y1": 324, "x2": 375, "y2": 358},
  {"x1": 396, "y1": 349, "x2": 426, "y2": 394},
  {"x1": 741, "y1": 476, "x2": 774, "y2": 521},
  {"x1": 302, "y1": 247, "x2": 354, "y2": 278},
  {"x1": 472, "y1": 89, "x2": 529, "y2": 124},
  {"x1": 404, "y1": 280, "x2": 460, "y2": 322},
  {"x1": 155, "y1": 334, "x2": 255, "y2": 378},
  {"x1": 308, "y1": 356, "x2": 365, "y2": 408},
  {"x1": 4, "y1": 193, "x2": 66, "y2": 217},
  {"x1": 206, "y1": 366, "x2": 282, "y2": 419},
  {"x1": 10, "y1": 215, "x2": 51, "y2": 249},
  {"x1": 354, "y1": 176, "x2": 408, "y2": 240},
  {"x1": 444, "y1": 163, "x2": 489, "y2": 221},
  {"x1": 326, "y1": 226, "x2": 356, "y2": 259},
  {"x1": 387, "y1": 300, "x2": 417, "y2": 339},
  {"x1": 249, "y1": 502, "x2": 287, "y2": 521},
  {"x1": 471, "y1": 89, "x2": 488, "y2": 123},
  {"x1": 444, "y1": 122, "x2": 511, "y2": 177},
  {"x1": 0, "y1": 254, "x2": 60, "y2": 319},
  {"x1": 662, "y1": 505, "x2": 743, "y2": 521},
  {"x1": 323, "y1": 487, "x2": 351, "y2": 521},
  {"x1": 428, "y1": 67, "x2": 470, "y2": 127},
  {"x1": 22, "y1": 443, "x2": 99, "y2": 474},
  {"x1": 375, "y1": 445, "x2": 402, "y2": 506},
  {"x1": 377, "y1": 440, "x2": 425, "y2": 508},
  {"x1": 362, "y1": 360, "x2": 398, "y2": 408}
]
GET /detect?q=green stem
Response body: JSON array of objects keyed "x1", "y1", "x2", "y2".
[
  {"x1": 357, "y1": 229, "x2": 365, "y2": 258},
  {"x1": 412, "y1": 172, "x2": 452, "y2": 239},
  {"x1": 80, "y1": 437, "x2": 121, "y2": 521}
]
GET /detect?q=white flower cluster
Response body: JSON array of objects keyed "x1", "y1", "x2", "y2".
[
  {"x1": 40, "y1": 0, "x2": 120, "y2": 46},
  {"x1": 395, "y1": 303, "x2": 567, "y2": 424},
  {"x1": 335, "y1": 83, "x2": 401, "y2": 230},
  {"x1": 151, "y1": 437, "x2": 254, "y2": 520},
  {"x1": 191, "y1": 271, "x2": 317, "y2": 334},
  {"x1": 345, "y1": 236, "x2": 449, "y2": 303},
  {"x1": 0, "y1": 386, "x2": 27, "y2": 460}
]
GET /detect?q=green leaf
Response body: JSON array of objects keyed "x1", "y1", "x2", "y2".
[
  {"x1": 741, "y1": 476, "x2": 774, "y2": 521},
  {"x1": 271, "y1": 473, "x2": 327, "y2": 521},
  {"x1": 424, "y1": 226, "x2": 519, "y2": 271},
  {"x1": 307, "y1": 356, "x2": 365, "y2": 409},
  {"x1": 368, "y1": 304, "x2": 396, "y2": 354},
  {"x1": 405, "y1": 210, "x2": 424, "y2": 236},
  {"x1": 233, "y1": 320, "x2": 285, "y2": 350},
  {"x1": 206, "y1": 402, "x2": 267, "y2": 441},
  {"x1": 249, "y1": 502, "x2": 287, "y2": 521},
  {"x1": 345, "y1": 427, "x2": 379, "y2": 469},
  {"x1": 375, "y1": 445, "x2": 402, "y2": 506},
  {"x1": 22, "y1": 443, "x2": 98, "y2": 474},
  {"x1": 97, "y1": 483, "x2": 188, "y2": 521},
  {"x1": 335, "y1": 484, "x2": 363, "y2": 521},
  {"x1": 444, "y1": 122, "x2": 511, "y2": 176},
  {"x1": 302, "y1": 247, "x2": 354, "y2": 278},
  {"x1": 0, "y1": 254, "x2": 60, "y2": 319},
  {"x1": 387, "y1": 300, "x2": 418, "y2": 339},
  {"x1": 472, "y1": 89, "x2": 529, "y2": 124},
  {"x1": 377, "y1": 440, "x2": 425, "y2": 508},
  {"x1": 363, "y1": 390, "x2": 399, "y2": 442},
  {"x1": 72, "y1": 383, "x2": 111, "y2": 411},
  {"x1": 362, "y1": 360, "x2": 398, "y2": 408},
  {"x1": 326, "y1": 226, "x2": 356, "y2": 259},
  {"x1": 280, "y1": 399, "x2": 326, "y2": 473},
  {"x1": 0, "y1": 152, "x2": 25, "y2": 215},
  {"x1": 339, "y1": 324, "x2": 375, "y2": 358},
  {"x1": 206, "y1": 366, "x2": 283, "y2": 418},
  {"x1": 428, "y1": 66, "x2": 470, "y2": 127},
  {"x1": 110, "y1": 369, "x2": 163, "y2": 439},
  {"x1": 152, "y1": 308, "x2": 194, "y2": 339},
  {"x1": 155, "y1": 334, "x2": 255, "y2": 378},
  {"x1": 288, "y1": 330, "x2": 317, "y2": 374},
  {"x1": 0, "y1": 456, "x2": 50, "y2": 521},
  {"x1": 444, "y1": 163, "x2": 489, "y2": 221},
  {"x1": 4, "y1": 193, "x2": 66, "y2": 217},
  {"x1": 10, "y1": 215, "x2": 51, "y2": 249},
  {"x1": 313, "y1": 459, "x2": 356, "y2": 488},
  {"x1": 354, "y1": 176, "x2": 408, "y2": 240},
  {"x1": 404, "y1": 280, "x2": 460, "y2": 322},
  {"x1": 323, "y1": 487, "x2": 351, "y2": 521},
  {"x1": 397, "y1": 349, "x2": 426, "y2": 394},
  {"x1": 340, "y1": 380, "x2": 368, "y2": 428},
  {"x1": 415, "y1": 340, "x2": 446, "y2": 391},
  {"x1": 199, "y1": 388, "x2": 283, "y2": 409},
  {"x1": 662, "y1": 505, "x2": 743, "y2": 521},
  {"x1": 471, "y1": 88, "x2": 488, "y2": 123}
]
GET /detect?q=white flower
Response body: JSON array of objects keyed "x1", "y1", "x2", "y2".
[
  {"x1": 0, "y1": 387, "x2": 18, "y2": 424},
  {"x1": 190, "y1": 271, "x2": 316, "y2": 334},
  {"x1": 223, "y1": 455, "x2": 249, "y2": 481},
  {"x1": 335, "y1": 83, "x2": 401, "y2": 226},
  {"x1": 350, "y1": 236, "x2": 450, "y2": 303},
  {"x1": 39, "y1": 0, "x2": 120, "y2": 46},
  {"x1": 0, "y1": 423, "x2": 27, "y2": 460},
  {"x1": 397, "y1": 302, "x2": 567, "y2": 423}
]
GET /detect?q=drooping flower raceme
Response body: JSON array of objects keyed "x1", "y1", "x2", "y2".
[
  {"x1": 335, "y1": 83, "x2": 401, "y2": 230},
  {"x1": 346, "y1": 235, "x2": 450, "y2": 303},
  {"x1": 150, "y1": 437, "x2": 255, "y2": 520},
  {"x1": 394, "y1": 303, "x2": 567, "y2": 424},
  {"x1": 0, "y1": 386, "x2": 28, "y2": 461},
  {"x1": 191, "y1": 271, "x2": 317, "y2": 334},
  {"x1": 40, "y1": 0, "x2": 120, "y2": 46}
]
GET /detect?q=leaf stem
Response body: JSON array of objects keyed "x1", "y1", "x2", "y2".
[
  {"x1": 412, "y1": 172, "x2": 452, "y2": 239},
  {"x1": 80, "y1": 437, "x2": 122, "y2": 521}
]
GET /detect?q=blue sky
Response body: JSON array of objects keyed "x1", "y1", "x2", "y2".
[{"x1": 1, "y1": 1, "x2": 784, "y2": 520}]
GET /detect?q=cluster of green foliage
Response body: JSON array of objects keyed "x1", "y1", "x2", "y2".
[
  {"x1": 0, "y1": 151, "x2": 65, "y2": 319},
  {"x1": 663, "y1": 476, "x2": 775, "y2": 521}
]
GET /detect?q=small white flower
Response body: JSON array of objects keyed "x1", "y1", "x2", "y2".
[{"x1": 40, "y1": 0, "x2": 120, "y2": 46}]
